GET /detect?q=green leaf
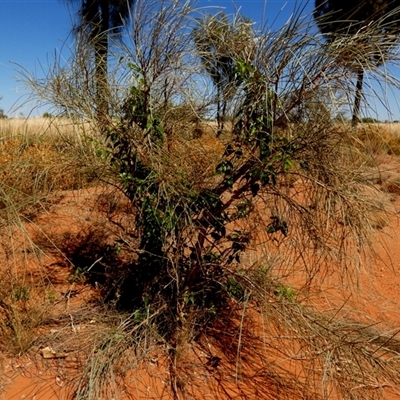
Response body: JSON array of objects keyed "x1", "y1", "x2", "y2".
[
  {"x1": 260, "y1": 171, "x2": 269, "y2": 186},
  {"x1": 284, "y1": 158, "x2": 294, "y2": 172},
  {"x1": 216, "y1": 160, "x2": 233, "y2": 174}
]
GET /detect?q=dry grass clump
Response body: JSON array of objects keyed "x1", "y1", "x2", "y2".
[
  {"x1": 0, "y1": 119, "x2": 107, "y2": 223},
  {"x1": 0, "y1": 272, "x2": 48, "y2": 355},
  {"x1": 354, "y1": 123, "x2": 400, "y2": 156},
  {"x1": 0, "y1": 117, "x2": 80, "y2": 138},
  {"x1": 0, "y1": 136, "x2": 93, "y2": 190},
  {"x1": 254, "y1": 294, "x2": 400, "y2": 399},
  {"x1": 164, "y1": 130, "x2": 226, "y2": 192},
  {"x1": 381, "y1": 122, "x2": 400, "y2": 136},
  {"x1": 0, "y1": 118, "x2": 109, "y2": 355}
]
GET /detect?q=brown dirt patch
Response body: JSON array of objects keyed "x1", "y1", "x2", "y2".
[{"x1": 2, "y1": 162, "x2": 400, "y2": 399}]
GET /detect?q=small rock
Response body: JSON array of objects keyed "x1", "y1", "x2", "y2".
[{"x1": 40, "y1": 346, "x2": 67, "y2": 359}]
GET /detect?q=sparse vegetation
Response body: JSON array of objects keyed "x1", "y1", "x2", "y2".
[
  {"x1": 362, "y1": 117, "x2": 380, "y2": 123},
  {"x1": 1, "y1": 1, "x2": 400, "y2": 399}
]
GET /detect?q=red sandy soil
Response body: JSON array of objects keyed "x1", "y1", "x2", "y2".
[{"x1": 2, "y1": 159, "x2": 400, "y2": 399}]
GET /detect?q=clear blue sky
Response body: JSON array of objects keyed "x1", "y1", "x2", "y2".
[
  {"x1": 0, "y1": 0, "x2": 72, "y2": 116},
  {"x1": 0, "y1": 0, "x2": 399, "y2": 120}
]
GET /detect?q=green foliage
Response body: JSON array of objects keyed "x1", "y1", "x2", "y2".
[
  {"x1": 98, "y1": 51, "x2": 305, "y2": 343},
  {"x1": 361, "y1": 117, "x2": 380, "y2": 123},
  {"x1": 68, "y1": 266, "x2": 89, "y2": 283},
  {"x1": 13, "y1": 286, "x2": 30, "y2": 302},
  {"x1": 224, "y1": 277, "x2": 245, "y2": 300},
  {"x1": 232, "y1": 60, "x2": 277, "y2": 161},
  {"x1": 275, "y1": 283, "x2": 296, "y2": 302},
  {"x1": 267, "y1": 216, "x2": 289, "y2": 236},
  {"x1": 132, "y1": 297, "x2": 151, "y2": 324},
  {"x1": 232, "y1": 200, "x2": 252, "y2": 219},
  {"x1": 47, "y1": 291, "x2": 56, "y2": 304},
  {"x1": 27, "y1": 3, "x2": 389, "y2": 362}
]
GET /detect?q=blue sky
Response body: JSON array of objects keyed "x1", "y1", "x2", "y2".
[
  {"x1": 0, "y1": 0, "x2": 72, "y2": 116},
  {"x1": 0, "y1": 0, "x2": 399, "y2": 120}
]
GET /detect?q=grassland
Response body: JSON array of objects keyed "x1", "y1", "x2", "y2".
[{"x1": 1, "y1": 118, "x2": 400, "y2": 399}]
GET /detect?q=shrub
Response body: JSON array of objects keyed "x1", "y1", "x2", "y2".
[
  {"x1": 22, "y1": 1, "x2": 400, "y2": 398},
  {"x1": 361, "y1": 117, "x2": 380, "y2": 124}
]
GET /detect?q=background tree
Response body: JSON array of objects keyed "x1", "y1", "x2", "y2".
[
  {"x1": 314, "y1": 0, "x2": 400, "y2": 126},
  {"x1": 192, "y1": 12, "x2": 255, "y2": 136},
  {"x1": 68, "y1": 0, "x2": 136, "y2": 119}
]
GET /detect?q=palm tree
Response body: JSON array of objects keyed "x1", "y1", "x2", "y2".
[
  {"x1": 68, "y1": 0, "x2": 136, "y2": 119},
  {"x1": 192, "y1": 12, "x2": 254, "y2": 136},
  {"x1": 314, "y1": 0, "x2": 400, "y2": 126}
]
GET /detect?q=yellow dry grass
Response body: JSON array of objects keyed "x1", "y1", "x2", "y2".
[
  {"x1": 354, "y1": 122, "x2": 400, "y2": 156},
  {"x1": 377, "y1": 122, "x2": 400, "y2": 136},
  {"x1": 0, "y1": 117, "x2": 105, "y2": 223},
  {"x1": 0, "y1": 117, "x2": 93, "y2": 139}
]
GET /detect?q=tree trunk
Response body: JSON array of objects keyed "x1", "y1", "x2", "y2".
[
  {"x1": 351, "y1": 70, "x2": 364, "y2": 127},
  {"x1": 220, "y1": 98, "x2": 227, "y2": 134},
  {"x1": 94, "y1": 1, "x2": 110, "y2": 124},
  {"x1": 216, "y1": 86, "x2": 222, "y2": 137}
]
